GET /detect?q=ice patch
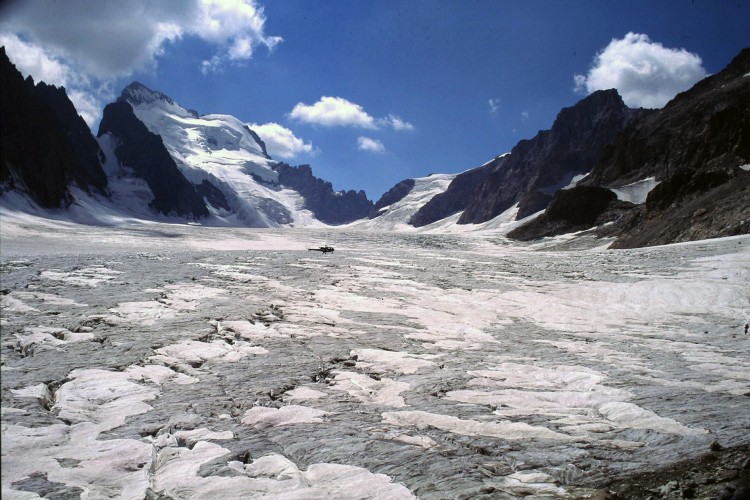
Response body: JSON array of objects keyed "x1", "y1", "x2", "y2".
[
  {"x1": 110, "y1": 283, "x2": 227, "y2": 325},
  {"x1": 382, "y1": 411, "x2": 572, "y2": 441},
  {"x1": 241, "y1": 405, "x2": 328, "y2": 426},
  {"x1": 14, "y1": 326, "x2": 94, "y2": 354},
  {"x1": 284, "y1": 386, "x2": 327, "y2": 402},
  {"x1": 10, "y1": 383, "x2": 50, "y2": 399},
  {"x1": 40, "y1": 266, "x2": 121, "y2": 287},
  {"x1": 11, "y1": 291, "x2": 87, "y2": 307},
  {"x1": 597, "y1": 402, "x2": 708, "y2": 436},
  {"x1": 1, "y1": 295, "x2": 38, "y2": 312},
  {"x1": 330, "y1": 370, "x2": 410, "y2": 407},
  {"x1": 153, "y1": 444, "x2": 415, "y2": 498},
  {"x1": 352, "y1": 348, "x2": 437, "y2": 374},
  {"x1": 499, "y1": 471, "x2": 567, "y2": 497},
  {"x1": 611, "y1": 177, "x2": 660, "y2": 204},
  {"x1": 151, "y1": 339, "x2": 268, "y2": 367},
  {"x1": 2, "y1": 366, "x2": 190, "y2": 499}
]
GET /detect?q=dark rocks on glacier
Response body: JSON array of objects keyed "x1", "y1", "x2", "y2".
[
  {"x1": 97, "y1": 100, "x2": 209, "y2": 219},
  {"x1": 0, "y1": 47, "x2": 108, "y2": 208}
]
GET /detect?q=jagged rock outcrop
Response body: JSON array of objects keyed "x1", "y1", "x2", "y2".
[
  {"x1": 409, "y1": 160, "x2": 502, "y2": 227},
  {"x1": 458, "y1": 89, "x2": 640, "y2": 225},
  {"x1": 0, "y1": 46, "x2": 107, "y2": 208},
  {"x1": 33, "y1": 83, "x2": 108, "y2": 196},
  {"x1": 97, "y1": 100, "x2": 209, "y2": 219},
  {"x1": 194, "y1": 180, "x2": 231, "y2": 211},
  {"x1": 592, "y1": 48, "x2": 750, "y2": 248},
  {"x1": 509, "y1": 48, "x2": 750, "y2": 247},
  {"x1": 370, "y1": 179, "x2": 415, "y2": 218},
  {"x1": 273, "y1": 163, "x2": 373, "y2": 224},
  {"x1": 586, "y1": 49, "x2": 750, "y2": 187}
]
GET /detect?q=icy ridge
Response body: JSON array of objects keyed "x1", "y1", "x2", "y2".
[{"x1": 120, "y1": 82, "x2": 320, "y2": 227}]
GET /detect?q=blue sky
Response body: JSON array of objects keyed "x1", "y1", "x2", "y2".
[{"x1": 1, "y1": 1, "x2": 748, "y2": 200}]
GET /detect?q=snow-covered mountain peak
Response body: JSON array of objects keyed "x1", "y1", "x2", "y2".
[
  {"x1": 111, "y1": 81, "x2": 315, "y2": 227},
  {"x1": 119, "y1": 81, "x2": 195, "y2": 117}
]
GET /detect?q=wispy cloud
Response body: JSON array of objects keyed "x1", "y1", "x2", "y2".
[
  {"x1": 574, "y1": 32, "x2": 707, "y2": 108},
  {"x1": 488, "y1": 97, "x2": 501, "y2": 115},
  {"x1": 379, "y1": 114, "x2": 414, "y2": 131}
]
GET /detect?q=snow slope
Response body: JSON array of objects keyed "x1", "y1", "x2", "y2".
[
  {"x1": 349, "y1": 173, "x2": 457, "y2": 231},
  {"x1": 119, "y1": 83, "x2": 321, "y2": 228},
  {"x1": 347, "y1": 169, "x2": 543, "y2": 235}
]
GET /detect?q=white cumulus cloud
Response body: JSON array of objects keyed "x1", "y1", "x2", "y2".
[
  {"x1": 357, "y1": 136, "x2": 386, "y2": 153},
  {"x1": 0, "y1": 0, "x2": 282, "y2": 125},
  {"x1": 289, "y1": 96, "x2": 377, "y2": 128},
  {"x1": 249, "y1": 122, "x2": 316, "y2": 159},
  {"x1": 0, "y1": 0, "x2": 281, "y2": 78},
  {"x1": 574, "y1": 32, "x2": 707, "y2": 109},
  {"x1": 289, "y1": 97, "x2": 414, "y2": 135}
]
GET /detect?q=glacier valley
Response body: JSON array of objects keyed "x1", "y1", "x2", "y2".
[{"x1": 1, "y1": 217, "x2": 749, "y2": 499}]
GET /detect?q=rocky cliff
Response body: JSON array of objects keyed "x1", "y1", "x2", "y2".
[
  {"x1": 273, "y1": 163, "x2": 373, "y2": 224},
  {"x1": 508, "y1": 48, "x2": 750, "y2": 247},
  {"x1": 97, "y1": 100, "x2": 209, "y2": 219},
  {"x1": 458, "y1": 89, "x2": 640, "y2": 225},
  {"x1": 0, "y1": 47, "x2": 108, "y2": 208},
  {"x1": 593, "y1": 48, "x2": 750, "y2": 248}
]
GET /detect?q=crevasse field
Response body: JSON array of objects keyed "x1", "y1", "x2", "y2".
[{"x1": 1, "y1": 216, "x2": 749, "y2": 499}]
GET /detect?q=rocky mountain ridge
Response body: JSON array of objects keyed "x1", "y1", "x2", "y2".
[
  {"x1": 377, "y1": 47, "x2": 749, "y2": 247},
  {"x1": 0, "y1": 47, "x2": 108, "y2": 208},
  {"x1": 0, "y1": 51, "x2": 372, "y2": 226},
  {"x1": 509, "y1": 47, "x2": 750, "y2": 247}
]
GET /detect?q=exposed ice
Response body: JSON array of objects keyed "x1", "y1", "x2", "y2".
[
  {"x1": 1, "y1": 220, "x2": 748, "y2": 498},
  {"x1": 242, "y1": 405, "x2": 328, "y2": 426}
]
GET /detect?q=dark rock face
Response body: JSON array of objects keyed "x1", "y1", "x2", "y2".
[
  {"x1": 602, "y1": 167, "x2": 750, "y2": 249},
  {"x1": 587, "y1": 49, "x2": 750, "y2": 187},
  {"x1": 507, "y1": 186, "x2": 629, "y2": 241},
  {"x1": 409, "y1": 160, "x2": 503, "y2": 227},
  {"x1": 591, "y1": 48, "x2": 750, "y2": 248},
  {"x1": 194, "y1": 180, "x2": 230, "y2": 211},
  {"x1": 273, "y1": 163, "x2": 373, "y2": 224},
  {"x1": 370, "y1": 179, "x2": 415, "y2": 218},
  {"x1": 97, "y1": 100, "x2": 209, "y2": 219},
  {"x1": 458, "y1": 89, "x2": 638, "y2": 224},
  {"x1": 244, "y1": 126, "x2": 271, "y2": 159},
  {"x1": 0, "y1": 47, "x2": 107, "y2": 208},
  {"x1": 33, "y1": 82, "x2": 108, "y2": 196},
  {"x1": 510, "y1": 48, "x2": 750, "y2": 247}
]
